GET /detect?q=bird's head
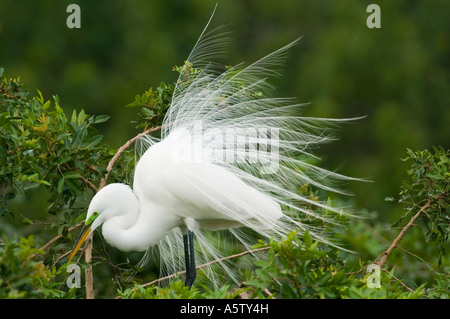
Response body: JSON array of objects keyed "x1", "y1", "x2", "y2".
[{"x1": 67, "y1": 183, "x2": 137, "y2": 263}]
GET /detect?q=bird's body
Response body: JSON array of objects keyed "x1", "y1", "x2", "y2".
[
  {"x1": 96, "y1": 131, "x2": 282, "y2": 253},
  {"x1": 133, "y1": 129, "x2": 282, "y2": 232},
  {"x1": 68, "y1": 9, "x2": 361, "y2": 287}
]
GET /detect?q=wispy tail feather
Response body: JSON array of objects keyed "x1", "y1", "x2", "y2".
[{"x1": 134, "y1": 9, "x2": 363, "y2": 287}]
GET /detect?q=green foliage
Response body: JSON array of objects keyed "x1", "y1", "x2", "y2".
[
  {"x1": 117, "y1": 228, "x2": 429, "y2": 299},
  {"x1": 427, "y1": 267, "x2": 450, "y2": 299},
  {"x1": 244, "y1": 230, "x2": 356, "y2": 298},
  {"x1": 395, "y1": 147, "x2": 449, "y2": 263},
  {"x1": 119, "y1": 279, "x2": 199, "y2": 299},
  {"x1": 0, "y1": 69, "x2": 110, "y2": 218},
  {"x1": 0, "y1": 235, "x2": 74, "y2": 298},
  {"x1": 0, "y1": 66, "x2": 447, "y2": 299},
  {"x1": 118, "y1": 278, "x2": 243, "y2": 299},
  {"x1": 126, "y1": 82, "x2": 173, "y2": 131},
  {"x1": 242, "y1": 230, "x2": 426, "y2": 299}
]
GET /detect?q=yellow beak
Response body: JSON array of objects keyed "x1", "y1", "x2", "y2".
[{"x1": 68, "y1": 224, "x2": 92, "y2": 263}]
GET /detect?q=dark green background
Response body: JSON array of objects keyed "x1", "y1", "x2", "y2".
[{"x1": 1, "y1": 0, "x2": 449, "y2": 221}]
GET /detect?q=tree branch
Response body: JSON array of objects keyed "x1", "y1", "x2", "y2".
[
  {"x1": 115, "y1": 246, "x2": 270, "y2": 298},
  {"x1": 376, "y1": 198, "x2": 433, "y2": 267},
  {"x1": 142, "y1": 246, "x2": 270, "y2": 288},
  {"x1": 84, "y1": 234, "x2": 95, "y2": 299},
  {"x1": 98, "y1": 126, "x2": 162, "y2": 189},
  {"x1": 80, "y1": 175, "x2": 98, "y2": 193},
  {"x1": 380, "y1": 268, "x2": 416, "y2": 293},
  {"x1": 39, "y1": 221, "x2": 84, "y2": 252}
]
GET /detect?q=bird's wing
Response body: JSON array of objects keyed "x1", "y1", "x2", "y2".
[
  {"x1": 166, "y1": 161, "x2": 283, "y2": 230},
  {"x1": 135, "y1": 133, "x2": 283, "y2": 233}
]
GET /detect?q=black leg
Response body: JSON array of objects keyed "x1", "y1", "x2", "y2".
[
  {"x1": 183, "y1": 233, "x2": 191, "y2": 276},
  {"x1": 183, "y1": 230, "x2": 197, "y2": 288},
  {"x1": 188, "y1": 231, "x2": 196, "y2": 281}
]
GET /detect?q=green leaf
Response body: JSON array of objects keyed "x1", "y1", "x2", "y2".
[
  {"x1": 36, "y1": 89, "x2": 44, "y2": 104},
  {"x1": 427, "y1": 173, "x2": 442, "y2": 180},
  {"x1": 57, "y1": 178, "x2": 65, "y2": 194},
  {"x1": 245, "y1": 279, "x2": 267, "y2": 289},
  {"x1": 65, "y1": 178, "x2": 82, "y2": 193},
  {"x1": 83, "y1": 135, "x2": 103, "y2": 149},
  {"x1": 142, "y1": 108, "x2": 155, "y2": 117},
  {"x1": 64, "y1": 171, "x2": 81, "y2": 179},
  {"x1": 303, "y1": 230, "x2": 312, "y2": 248},
  {"x1": 77, "y1": 109, "x2": 87, "y2": 125},
  {"x1": 71, "y1": 110, "x2": 77, "y2": 123},
  {"x1": 70, "y1": 125, "x2": 87, "y2": 148},
  {"x1": 42, "y1": 100, "x2": 51, "y2": 110},
  {"x1": 94, "y1": 115, "x2": 110, "y2": 124},
  {"x1": 253, "y1": 260, "x2": 271, "y2": 268}
]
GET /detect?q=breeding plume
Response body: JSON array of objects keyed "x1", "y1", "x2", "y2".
[{"x1": 68, "y1": 11, "x2": 359, "y2": 287}]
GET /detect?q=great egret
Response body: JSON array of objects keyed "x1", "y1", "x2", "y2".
[{"x1": 68, "y1": 10, "x2": 360, "y2": 288}]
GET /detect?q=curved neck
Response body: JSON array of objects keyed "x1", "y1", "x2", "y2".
[{"x1": 101, "y1": 199, "x2": 181, "y2": 252}]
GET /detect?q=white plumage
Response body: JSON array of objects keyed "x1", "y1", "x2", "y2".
[{"x1": 70, "y1": 9, "x2": 361, "y2": 287}]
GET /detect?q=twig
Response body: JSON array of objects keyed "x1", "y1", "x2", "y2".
[
  {"x1": 95, "y1": 230, "x2": 124, "y2": 290},
  {"x1": 115, "y1": 246, "x2": 271, "y2": 299},
  {"x1": 141, "y1": 246, "x2": 270, "y2": 288},
  {"x1": 98, "y1": 126, "x2": 162, "y2": 189},
  {"x1": 396, "y1": 245, "x2": 429, "y2": 265},
  {"x1": 380, "y1": 268, "x2": 416, "y2": 293},
  {"x1": 377, "y1": 198, "x2": 432, "y2": 267},
  {"x1": 80, "y1": 175, "x2": 98, "y2": 193},
  {"x1": 346, "y1": 195, "x2": 442, "y2": 295},
  {"x1": 345, "y1": 266, "x2": 367, "y2": 276},
  {"x1": 39, "y1": 221, "x2": 84, "y2": 252},
  {"x1": 52, "y1": 250, "x2": 71, "y2": 269},
  {"x1": 84, "y1": 234, "x2": 94, "y2": 299},
  {"x1": 62, "y1": 162, "x2": 98, "y2": 193}
]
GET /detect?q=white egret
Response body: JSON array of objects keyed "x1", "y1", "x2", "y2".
[{"x1": 68, "y1": 10, "x2": 360, "y2": 288}]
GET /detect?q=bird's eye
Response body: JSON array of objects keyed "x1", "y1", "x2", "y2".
[{"x1": 86, "y1": 211, "x2": 100, "y2": 225}]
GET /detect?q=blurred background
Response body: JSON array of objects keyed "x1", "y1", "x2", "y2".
[{"x1": 1, "y1": 0, "x2": 448, "y2": 228}]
